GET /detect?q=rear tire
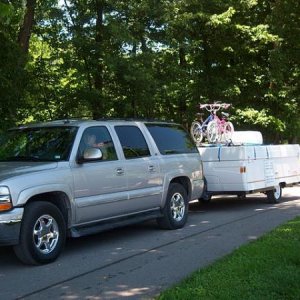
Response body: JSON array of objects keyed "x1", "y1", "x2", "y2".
[
  {"x1": 190, "y1": 121, "x2": 203, "y2": 145},
  {"x1": 13, "y1": 201, "x2": 66, "y2": 265},
  {"x1": 266, "y1": 185, "x2": 282, "y2": 203},
  {"x1": 223, "y1": 121, "x2": 234, "y2": 143},
  {"x1": 157, "y1": 183, "x2": 188, "y2": 229}
]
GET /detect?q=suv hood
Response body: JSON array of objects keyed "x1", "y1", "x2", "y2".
[{"x1": 0, "y1": 161, "x2": 58, "y2": 182}]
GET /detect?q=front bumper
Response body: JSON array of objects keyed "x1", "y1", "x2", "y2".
[{"x1": 0, "y1": 208, "x2": 24, "y2": 246}]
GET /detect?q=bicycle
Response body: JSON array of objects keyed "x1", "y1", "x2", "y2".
[
  {"x1": 190, "y1": 104, "x2": 215, "y2": 144},
  {"x1": 206, "y1": 109, "x2": 234, "y2": 143},
  {"x1": 190, "y1": 103, "x2": 234, "y2": 144}
]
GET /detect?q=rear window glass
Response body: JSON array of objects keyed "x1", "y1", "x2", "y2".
[
  {"x1": 115, "y1": 126, "x2": 151, "y2": 159},
  {"x1": 146, "y1": 123, "x2": 198, "y2": 155}
]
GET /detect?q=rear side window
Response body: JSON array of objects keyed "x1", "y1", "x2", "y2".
[
  {"x1": 115, "y1": 126, "x2": 150, "y2": 159},
  {"x1": 146, "y1": 123, "x2": 198, "y2": 155}
]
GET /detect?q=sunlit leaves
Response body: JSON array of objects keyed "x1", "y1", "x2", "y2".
[
  {"x1": 208, "y1": 7, "x2": 236, "y2": 27},
  {"x1": 233, "y1": 108, "x2": 286, "y2": 134}
]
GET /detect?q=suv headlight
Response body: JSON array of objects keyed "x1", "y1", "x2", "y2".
[{"x1": 0, "y1": 186, "x2": 12, "y2": 211}]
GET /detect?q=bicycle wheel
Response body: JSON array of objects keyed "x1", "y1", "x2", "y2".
[
  {"x1": 190, "y1": 121, "x2": 203, "y2": 144},
  {"x1": 222, "y1": 121, "x2": 234, "y2": 142},
  {"x1": 207, "y1": 120, "x2": 219, "y2": 143}
]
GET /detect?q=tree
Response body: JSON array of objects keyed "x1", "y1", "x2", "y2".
[
  {"x1": 18, "y1": 0, "x2": 37, "y2": 54},
  {"x1": 0, "y1": 0, "x2": 298, "y2": 143},
  {"x1": 267, "y1": 0, "x2": 300, "y2": 142},
  {"x1": 0, "y1": 1, "x2": 27, "y2": 129}
]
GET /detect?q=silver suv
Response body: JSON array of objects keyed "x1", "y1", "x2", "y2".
[{"x1": 0, "y1": 119, "x2": 204, "y2": 264}]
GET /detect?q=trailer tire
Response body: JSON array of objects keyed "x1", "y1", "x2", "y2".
[
  {"x1": 266, "y1": 185, "x2": 282, "y2": 203},
  {"x1": 199, "y1": 192, "x2": 211, "y2": 203},
  {"x1": 237, "y1": 193, "x2": 246, "y2": 200},
  {"x1": 198, "y1": 178, "x2": 211, "y2": 203}
]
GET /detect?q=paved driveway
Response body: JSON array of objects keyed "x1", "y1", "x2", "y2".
[{"x1": 1, "y1": 186, "x2": 300, "y2": 300}]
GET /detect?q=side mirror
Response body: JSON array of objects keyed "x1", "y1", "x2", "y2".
[{"x1": 77, "y1": 148, "x2": 103, "y2": 164}]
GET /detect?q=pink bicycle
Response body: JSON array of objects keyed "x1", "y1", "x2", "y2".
[
  {"x1": 190, "y1": 103, "x2": 234, "y2": 144},
  {"x1": 206, "y1": 103, "x2": 234, "y2": 143}
]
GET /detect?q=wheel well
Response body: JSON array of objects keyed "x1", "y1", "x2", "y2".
[
  {"x1": 170, "y1": 177, "x2": 191, "y2": 200},
  {"x1": 26, "y1": 192, "x2": 71, "y2": 227}
]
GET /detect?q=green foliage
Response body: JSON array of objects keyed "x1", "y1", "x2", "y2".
[
  {"x1": 0, "y1": 27, "x2": 27, "y2": 129},
  {"x1": 0, "y1": 2, "x2": 13, "y2": 20},
  {"x1": 232, "y1": 108, "x2": 286, "y2": 142},
  {"x1": 0, "y1": 0, "x2": 299, "y2": 142}
]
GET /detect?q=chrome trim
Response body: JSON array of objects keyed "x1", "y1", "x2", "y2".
[
  {"x1": 0, "y1": 208, "x2": 24, "y2": 224},
  {"x1": 76, "y1": 188, "x2": 162, "y2": 208}
]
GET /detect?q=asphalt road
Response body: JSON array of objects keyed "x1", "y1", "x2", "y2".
[{"x1": 1, "y1": 186, "x2": 300, "y2": 300}]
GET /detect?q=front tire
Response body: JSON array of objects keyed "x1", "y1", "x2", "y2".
[
  {"x1": 207, "y1": 121, "x2": 219, "y2": 143},
  {"x1": 13, "y1": 201, "x2": 66, "y2": 265},
  {"x1": 157, "y1": 183, "x2": 188, "y2": 229},
  {"x1": 266, "y1": 185, "x2": 282, "y2": 203}
]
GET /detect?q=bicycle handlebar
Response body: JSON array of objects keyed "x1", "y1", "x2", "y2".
[{"x1": 199, "y1": 103, "x2": 231, "y2": 112}]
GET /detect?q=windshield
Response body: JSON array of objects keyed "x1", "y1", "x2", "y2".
[{"x1": 0, "y1": 126, "x2": 78, "y2": 162}]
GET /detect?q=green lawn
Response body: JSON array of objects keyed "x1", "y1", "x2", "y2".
[{"x1": 158, "y1": 216, "x2": 300, "y2": 300}]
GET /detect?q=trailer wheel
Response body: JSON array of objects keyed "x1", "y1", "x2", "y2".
[
  {"x1": 237, "y1": 193, "x2": 246, "y2": 200},
  {"x1": 198, "y1": 178, "x2": 211, "y2": 203},
  {"x1": 199, "y1": 192, "x2": 212, "y2": 203},
  {"x1": 13, "y1": 201, "x2": 66, "y2": 265},
  {"x1": 266, "y1": 185, "x2": 282, "y2": 203},
  {"x1": 157, "y1": 183, "x2": 188, "y2": 230}
]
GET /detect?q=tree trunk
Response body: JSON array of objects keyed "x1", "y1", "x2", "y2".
[
  {"x1": 93, "y1": 0, "x2": 105, "y2": 119},
  {"x1": 18, "y1": 0, "x2": 36, "y2": 54},
  {"x1": 202, "y1": 35, "x2": 213, "y2": 101},
  {"x1": 178, "y1": 46, "x2": 187, "y2": 123}
]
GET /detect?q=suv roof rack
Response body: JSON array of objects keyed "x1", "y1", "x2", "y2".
[{"x1": 96, "y1": 117, "x2": 173, "y2": 123}]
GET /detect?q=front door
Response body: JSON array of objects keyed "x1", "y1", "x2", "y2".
[{"x1": 72, "y1": 126, "x2": 128, "y2": 224}]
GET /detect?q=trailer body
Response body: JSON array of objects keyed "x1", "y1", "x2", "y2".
[{"x1": 198, "y1": 144, "x2": 300, "y2": 201}]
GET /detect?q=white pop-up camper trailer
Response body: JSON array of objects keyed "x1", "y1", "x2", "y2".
[{"x1": 198, "y1": 132, "x2": 300, "y2": 203}]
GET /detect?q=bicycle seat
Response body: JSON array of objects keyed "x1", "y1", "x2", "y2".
[{"x1": 221, "y1": 112, "x2": 229, "y2": 117}]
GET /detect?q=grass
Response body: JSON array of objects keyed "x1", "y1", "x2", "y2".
[{"x1": 158, "y1": 216, "x2": 300, "y2": 300}]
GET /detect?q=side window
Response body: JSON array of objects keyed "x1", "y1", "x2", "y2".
[
  {"x1": 79, "y1": 126, "x2": 117, "y2": 161},
  {"x1": 115, "y1": 126, "x2": 150, "y2": 159},
  {"x1": 146, "y1": 123, "x2": 198, "y2": 155}
]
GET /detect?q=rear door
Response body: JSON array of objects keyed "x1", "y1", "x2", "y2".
[{"x1": 114, "y1": 125, "x2": 163, "y2": 211}]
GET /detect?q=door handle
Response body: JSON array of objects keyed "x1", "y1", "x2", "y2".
[
  {"x1": 148, "y1": 165, "x2": 155, "y2": 172},
  {"x1": 116, "y1": 168, "x2": 124, "y2": 175}
]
